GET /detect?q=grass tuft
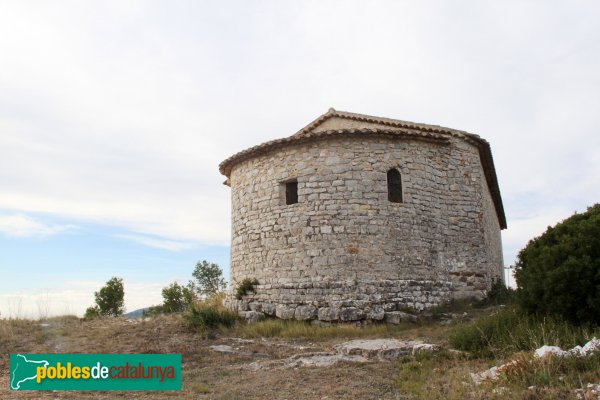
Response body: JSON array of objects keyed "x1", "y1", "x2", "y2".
[
  {"x1": 449, "y1": 306, "x2": 599, "y2": 358},
  {"x1": 184, "y1": 297, "x2": 239, "y2": 332},
  {"x1": 226, "y1": 318, "x2": 412, "y2": 340},
  {"x1": 495, "y1": 351, "x2": 600, "y2": 391}
]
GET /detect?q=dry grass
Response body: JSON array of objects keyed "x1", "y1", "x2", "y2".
[
  {"x1": 1, "y1": 306, "x2": 598, "y2": 399},
  {"x1": 393, "y1": 350, "x2": 586, "y2": 400},
  {"x1": 225, "y1": 318, "x2": 415, "y2": 340},
  {"x1": 0, "y1": 314, "x2": 413, "y2": 399}
]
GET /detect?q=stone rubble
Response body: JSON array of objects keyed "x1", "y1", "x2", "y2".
[
  {"x1": 470, "y1": 361, "x2": 519, "y2": 385},
  {"x1": 534, "y1": 337, "x2": 600, "y2": 358},
  {"x1": 471, "y1": 337, "x2": 600, "y2": 385}
]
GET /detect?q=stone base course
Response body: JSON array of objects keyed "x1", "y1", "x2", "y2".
[{"x1": 227, "y1": 279, "x2": 452, "y2": 322}]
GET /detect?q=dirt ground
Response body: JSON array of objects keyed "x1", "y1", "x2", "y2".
[
  {"x1": 0, "y1": 315, "x2": 423, "y2": 400},
  {"x1": 3, "y1": 313, "x2": 590, "y2": 400}
]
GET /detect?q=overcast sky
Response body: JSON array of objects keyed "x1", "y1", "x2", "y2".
[{"x1": 1, "y1": 1, "x2": 599, "y2": 318}]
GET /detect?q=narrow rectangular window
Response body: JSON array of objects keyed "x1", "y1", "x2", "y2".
[
  {"x1": 387, "y1": 169, "x2": 403, "y2": 203},
  {"x1": 285, "y1": 180, "x2": 298, "y2": 205}
]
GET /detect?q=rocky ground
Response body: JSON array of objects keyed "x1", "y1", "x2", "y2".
[
  {"x1": 0, "y1": 312, "x2": 597, "y2": 399},
  {"x1": 0, "y1": 315, "x2": 419, "y2": 399}
]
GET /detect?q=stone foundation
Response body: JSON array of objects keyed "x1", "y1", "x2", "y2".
[{"x1": 228, "y1": 279, "x2": 453, "y2": 322}]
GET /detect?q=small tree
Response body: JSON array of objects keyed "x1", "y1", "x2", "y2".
[
  {"x1": 192, "y1": 260, "x2": 227, "y2": 297},
  {"x1": 92, "y1": 277, "x2": 125, "y2": 317},
  {"x1": 161, "y1": 281, "x2": 197, "y2": 313}
]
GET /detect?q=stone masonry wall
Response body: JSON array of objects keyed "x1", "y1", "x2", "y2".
[{"x1": 227, "y1": 135, "x2": 503, "y2": 321}]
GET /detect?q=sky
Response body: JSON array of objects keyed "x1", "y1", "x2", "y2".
[{"x1": 1, "y1": 1, "x2": 599, "y2": 318}]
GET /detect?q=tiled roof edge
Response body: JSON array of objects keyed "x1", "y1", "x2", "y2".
[
  {"x1": 293, "y1": 108, "x2": 479, "y2": 138},
  {"x1": 219, "y1": 128, "x2": 449, "y2": 177},
  {"x1": 219, "y1": 111, "x2": 506, "y2": 230}
]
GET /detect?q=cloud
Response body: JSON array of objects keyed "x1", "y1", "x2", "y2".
[
  {"x1": 0, "y1": 2, "x2": 599, "y2": 289},
  {"x1": 0, "y1": 280, "x2": 165, "y2": 319},
  {"x1": 115, "y1": 233, "x2": 198, "y2": 251},
  {"x1": 0, "y1": 213, "x2": 77, "y2": 238}
]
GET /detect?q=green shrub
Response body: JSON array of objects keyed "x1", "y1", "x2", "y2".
[
  {"x1": 161, "y1": 282, "x2": 197, "y2": 313},
  {"x1": 476, "y1": 279, "x2": 515, "y2": 307},
  {"x1": 515, "y1": 204, "x2": 600, "y2": 325},
  {"x1": 184, "y1": 303, "x2": 238, "y2": 331},
  {"x1": 83, "y1": 306, "x2": 100, "y2": 319},
  {"x1": 449, "y1": 307, "x2": 598, "y2": 357},
  {"x1": 235, "y1": 278, "x2": 259, "y2": 300},
  {"x1": 142, "y1": 305, "x2": 164, "y2": 317}
]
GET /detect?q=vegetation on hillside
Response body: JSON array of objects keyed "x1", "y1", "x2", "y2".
[
  {"x1": 6, "y1": 206, "x2": 600, "y2": 398},
  {"x1": 145, "y1": 259, "x2": 227, "y2": 317},
  {"x1": 192, "y1": 260, "x2": 227, "y2": 297},
  {"x1": 184, "y1": 301, "x2": 238, "y2": 333},
  {"x1": 515, "y1": 203, "x2": 600, "y2": 325},
  {"x1": 84, "y1": 276, "x2": 125, "y2": 318}
]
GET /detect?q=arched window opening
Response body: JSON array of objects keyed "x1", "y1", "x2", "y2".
[{"x1": 387, "y1": 169, "x2": 403, "y2": 203}]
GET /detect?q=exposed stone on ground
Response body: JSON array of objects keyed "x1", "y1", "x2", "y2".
[
  {"x1": 471, "y1": 338, "x2": 600, "y2": 385},
  {"x1": 231, "y1": 337, "x2": 255, "y2": 343},
  {"x1": 470, "y1": 361, "x2": 519, "y2": 385},
  {"x1": 209, "y1": 345, "x2": 236, "y2": 353},
  {"x1": 384, "y1": 311, "x2": 418, "y2": 324},
  {"x1": 244, "y1": 352, "x2": 369, "y2": 370},
  {"x1": 241, "y1": 338, "x2": 440, "y2": 370},
  {"x1": 334, "y1": 339, "x2": 439, "y2": 360},
  {"x1": 576, "y1": 383, "x2": 600, "y2": 399},
  {"x1": 287, "y1": 353, "x2": 368, "y2": 368},
  {"x1": 535, "y1": 338, "x2": 600, "y2": 358}
]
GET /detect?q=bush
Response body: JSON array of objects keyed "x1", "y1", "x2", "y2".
[
  {"x1": 184, "y1": 302, "x2": 238, "y2": 331},
  {"x1": 477, "y1": 279, "x2": 515, "y2": 307},
  {"x1": 142, "y1": 305, "x2": 164, "y2": 317},
  {"x1": 84, "y1": 306, "x2": 100, "y2": 319},
  {"x1": 85, "y1": 277, "x2": 125, "y2": 317},
  {"x1": 235, "y1": 278, "x2": 259, "y2": 300},
  {"x1": 161, "y1": 282, "x2": 196, "y2": 313},
  {"x1": 449, "y1": 307, "x2": 598, "y2": 357},
  {"x1": 514, "y1": 204, "x2": 600, "y2": 325}
]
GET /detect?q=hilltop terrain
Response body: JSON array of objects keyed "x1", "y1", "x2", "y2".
[{"x1": 1, "y1": 304, "x2": 598, "y2": 399}]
